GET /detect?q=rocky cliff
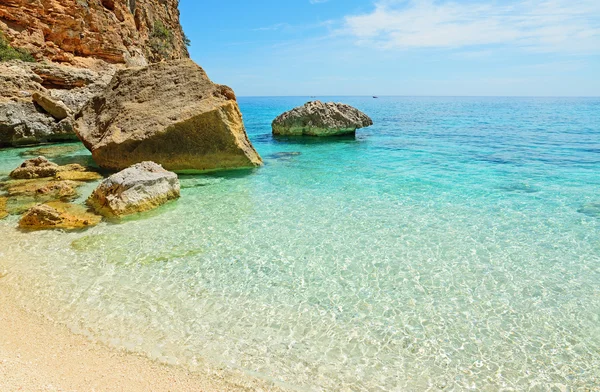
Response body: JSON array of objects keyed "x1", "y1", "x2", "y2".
[
  {"x1": 0, "y1": 0, "x2": 190, "y2": 146},
  {"x1": 0, "y1": 0, "x2": 188, "y2": 67},
  {"x1": 0, "y1": 60, "x2": 112, "y2": 146}
]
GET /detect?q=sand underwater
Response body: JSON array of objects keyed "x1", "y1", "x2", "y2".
[{"x1": 1, "y1": 96, "x2": 600, "y2": 391}]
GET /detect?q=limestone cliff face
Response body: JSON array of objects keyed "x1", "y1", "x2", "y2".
[{"x1": 0, "y1": 0, "x2": 189, "y2": 66}]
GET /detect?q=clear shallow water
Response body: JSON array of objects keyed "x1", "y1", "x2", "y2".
[{"x1": 1, "y1": 97, "x2": 600, "y2": 390}]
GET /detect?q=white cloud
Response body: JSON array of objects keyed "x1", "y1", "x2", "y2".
[
  {"x1": 343, "y1": 0, "x2": 600, "y2": 53},
  {"x1": 253, "y1": 23, "x2": 290, "y2": 31}
]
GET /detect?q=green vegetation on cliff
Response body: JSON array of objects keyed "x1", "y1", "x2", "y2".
[
  {"x1": 0, "y1": 32, "x2": 35, "y2": 62},
  {"x1": 149, "y1": 21, "x2": 174, "y2": 59},
  {"x1": 148, "y1": 21, "x2": 191, "y2": 60}
]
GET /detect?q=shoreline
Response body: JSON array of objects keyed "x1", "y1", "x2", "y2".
[{"x1": 0, "y1": 282, "x2": 285, "y2": 392}]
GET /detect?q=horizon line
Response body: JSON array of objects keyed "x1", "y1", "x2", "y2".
[{"x1": 236, "y1": 95, "x2": 600, "y2": 98}]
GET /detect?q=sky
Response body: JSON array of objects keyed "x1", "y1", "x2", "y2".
[{"x1": 179, "y1": 0, "x2": 600, "y2": 96}]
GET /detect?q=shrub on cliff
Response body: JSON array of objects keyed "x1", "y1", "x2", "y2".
[
  {"x1": 149, "y1": 21, "x2": 174, "y2": 60},
  {"x1": 183, "y1": 32, "x2": 191, "y2": 47},
  {"x1": 0, "y1": 32, "x2": 35, "y2": 62}
]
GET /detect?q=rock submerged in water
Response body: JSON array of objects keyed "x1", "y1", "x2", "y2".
[
  {"x1": 55, "y1": 163, "x2": 104, "y2": 182},
  {"x1": 3, "y1": 156, "x2": 104, "y2": 216},
  {"x1": 20, "y1": 144, "x2": 82, "y2": 158},
  {"x1": 272, "y1": 101, "x2": 373, "y2": 137},
  {"x1": 0, "y1": 197, "x2": 7, "y2": 220},
  {"x1": 2, "y1": 179, "x2": 80, "y2": 200},
  {"x1": 578, "y1": 203, "x2": 600, "y2": 218},
  {"x1": 19, "y1": 202, "x2": 101, "y2": 230},
  {"x1": 87, "y1": 162, "x2": 180, "y2": 217},
  {"x1": 9, "y1": 156, "x2": 102, "y2": 181},
  {"x1": 75, "y1": 59, "x2": 263, "y2": 173},
  {"x1": 9, "y1": 156, "x2": 59, "y2": 179}
]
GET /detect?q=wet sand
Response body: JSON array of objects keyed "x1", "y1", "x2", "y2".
[{"x1": 0, "y1": 289, "x2": 284, "y2": 392}]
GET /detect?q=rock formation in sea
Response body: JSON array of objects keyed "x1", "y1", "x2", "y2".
[
  {"x1": 87, "y1": 161, "x2": 180, "y2": 217},
  {"x1": 2, "y1": 156, "x2": 103, "y2": 216},
  {"x1": 8, "y1": 156, "x2": 102, "y2": 181},
  {"x1": 272, "y1": 101, "x2": 373, "y2": 137},
  {"x1": 9, "y1": 156, "x2": 60, "y2": 179},
  {"x1": 19, "y1": 202, "x2": 101, "y2": 230},
  {"x1": 75, "y1": 59, "x2": 263, "y2": 172},
  {"x1": 0, "y1": 0, "x2": 189, "y2": 146}
]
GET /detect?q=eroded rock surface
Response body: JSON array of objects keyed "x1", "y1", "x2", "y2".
[
  {"x1": 75, "y1": 59, "x2": 262, "y2": 172},
  {"x1": 9, "y1": 156, "x2": 59, "y2": 179},
  {"x1": 9, "y1": 156, "x2": 102, "y2": 180},
  {"x1": 32, "y1": 92, "x2": 72, "y2": 120},
  {"x1": 55, "y1": 165, "x2": 103, "y2": 182},
  {"x1": 0, "y1": 61, "x2": 113, "y2": 146},
  {"x1": 19, "y1": 202, "x2": 101, "y2": 230},
  {"x1": 0, "y1": 0, "x2": 190, "y2": 146},
  {"x1": 272, "y1": 101, "x2": 373, "y2": 136},
  {"x1": 0, "y1": 61, "x2": 45, "y2": 99},
  {"x1": 88, "y1": 161, "x2": 180, "y2": 217},
  {"x1": 0, "y1": 0, "x2": 188, "y2": 65},
  {"x1": 0, "y1": 101, "x2": 70, "y2": 146},
  {"x1": 9, "y1": 157, "x2": 102, "y2": 182},
  {"x1": 2, "y1": 158, "x2": 102, "y2": 217},
  {"x1": 2, "y1": 179, "x2": 80, "y2": 200}
]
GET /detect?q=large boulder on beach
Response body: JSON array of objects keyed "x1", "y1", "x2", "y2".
[
  {"x1": 272, "y1": 101, "x2": 373, "y2": 136},
  {"x1": 87, "y1": 162, "x2": 180, "y2": 217},
  {"x1": 75, "y1": 59, "x2": 263, "y2": 172}
]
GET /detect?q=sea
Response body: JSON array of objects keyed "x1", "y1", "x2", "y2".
[{"x1": 1, "y1": 96, "x2": 599, "y2": 391}]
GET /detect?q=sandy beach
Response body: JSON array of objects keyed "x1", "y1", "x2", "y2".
[{"x1": 0, "y1": 287, "x2": 283, "y2": 392}]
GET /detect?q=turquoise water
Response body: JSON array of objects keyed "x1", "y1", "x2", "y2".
[{"x1": 1, "y1": 97, "x2": 600, "y2": 390}]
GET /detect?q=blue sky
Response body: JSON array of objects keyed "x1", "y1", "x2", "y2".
[{"x1": 179, "y1": 0, "x2": 600, "y2": 96}]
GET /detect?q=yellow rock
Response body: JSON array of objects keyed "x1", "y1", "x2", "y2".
[
  {"x1": 10, "y1": 156, "x2": 59, "y2": 179},
  {"x1": 55, "y1": 163, "x2": 103, "y2": 181},
  {"x1": 55, "y1": 170, "x2": 103, "y2": 182},
  {"x1": 19, "y1": 202, "x2": 102, "y2": 230},
  {"x1": 1, "y1": 178, "x2": 81, "y2": 200},
  {"x1": 2, "y1": 159, "x2": 104, "y2": 219},
  {"x1": 0, "y1": 197, "x2": 7, "y2": 219}
]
